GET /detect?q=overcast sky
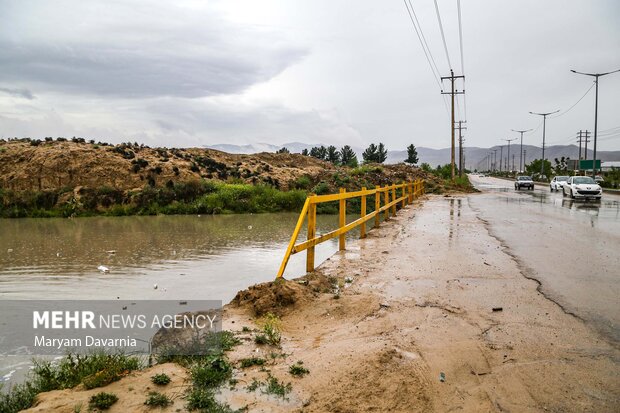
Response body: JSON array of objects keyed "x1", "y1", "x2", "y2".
[{"x1": 1, "y1": 0, "x2": 619, "y2": 150}]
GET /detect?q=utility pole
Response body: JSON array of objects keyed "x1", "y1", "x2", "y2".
[
  {"x1": 441, "y1": 70, "x2": 465, "y2": 181},
  {"x1": 577, "y1": 130, "x2": 583, "y2": 160},
  {"x1": 504, "y1": 138, "x2": 516, "y2": 173},
  {"x1": 523, "y1": 149, "x2": 527, "y2": 169},
  {"x1": 492, "y1": 149, "x2": 498, "y2": 172},
  {"x1": 499, "y1": 145, "x2": 503, "y2": 172},
  {"x1": 455, "y1": 121, "x2": 467, "y2": 177},
  {"x1": 512, "y1": 154, "x2": 516, "y2": 171},
  {"x1": 529, "y1": 110, "x2": 560, "y2": 178},
  {"x1": 571, "y1": 68, "x2": 620, "y2": 178},
  {"x1": 583, "y1": 130, "x2": 591, "y2": 160},
  {"x1": 512, "y1": 128, "x2": 532, "y2": 172}
]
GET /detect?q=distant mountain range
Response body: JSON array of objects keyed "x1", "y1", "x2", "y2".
[{"x1": 206, "y1": 142, "x2": 620, "y2": 170}]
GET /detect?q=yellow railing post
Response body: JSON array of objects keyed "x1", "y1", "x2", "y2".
[
  {"x1": 306, "y1": 199, "x2": 316, "y2": 273},
  {"x1": 339, "y1": 188, "x2": 346, "y2": 250},
  {"x1": 391, "y1": 184, "x2": 396, "y2": 215},
  {"x1": 401, "y1": 182, "x2": 406, "y2": 208},
  {"x1": 408, "y1": 182, "x2": 413, "y2": 203},
  {"x1": 360, "y1": 186, "x2": 367, "y2": 238},
  {"x1": 375, "y1": 186, "x2": 381, "y2": 228},
  {"x1": 384, "y1": 186, "x2": 389, "y2": 221}
]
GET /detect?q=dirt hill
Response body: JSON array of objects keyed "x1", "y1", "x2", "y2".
[{"x1": 0, "y1": 139, "x2": 336, "y2": 192}]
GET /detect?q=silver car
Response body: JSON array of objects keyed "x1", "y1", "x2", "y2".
[
  {"x1": 550, "y1": 176, "x2": 568, "y2": 191},
  {"x1": 563, "y1": 176, "x2": 602, "y2": 200}
]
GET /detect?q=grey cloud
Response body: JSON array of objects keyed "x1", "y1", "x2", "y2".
[
  {"x1": 145, "y1": 97, "x2": 362, "y2": 146},
  {"x1": 0, "y1": 1, "x2": 306, "y2": 98},
  {"x1": 0, "y1": 87, "x2": 35, "y2": 100}
]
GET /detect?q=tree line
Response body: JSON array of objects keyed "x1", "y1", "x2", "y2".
[{"x1": 276, "y1": 143, "x2": 419, "y2": 166}]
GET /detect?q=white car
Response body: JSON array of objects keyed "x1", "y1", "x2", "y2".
[
  {"x1": 550, "y1": 176, "x2": 569, "y2": 191},
  {"x1": 563, "y1": 176, "x2": 602, "y2": 200}
]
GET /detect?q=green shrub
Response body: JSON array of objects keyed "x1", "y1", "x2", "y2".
[
  {"x1": 311, "y1": 182, "x2": 330, "y2": 195},
  {"x1": 239, "y1": 357, "x2": 266, "y2": 368},
  {"x1": 264, "y1": 375, "x2": 292, "y2": 399},
  {"x1": 0, "y1": 382, "x2": 39, "y2": 413},
  {"x1": 293, "y1": 175, "x2": 312, "y2": 189},
  {"x1": 289, "y1": 361, "x2": 309, "y2": 377},
  {"x1": 144, "y1": 391, "x2": 172, "y2": 407},
  {"x1": 191, "y1": 356, "x2": 232, "y2": 389},
  {"x1": 150, "y1": 373, "x2": 171, "y2": 385},
  {"x1": 258, "y1": 313, "x2": 281, "y2": 346},
  {"x1": 88, "y1": 392, "x2": 118, "y2": 410}
]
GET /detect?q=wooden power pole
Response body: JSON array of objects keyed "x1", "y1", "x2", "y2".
[{"x1": 441, "y1": 70, "x2": 465, "y2": 181}]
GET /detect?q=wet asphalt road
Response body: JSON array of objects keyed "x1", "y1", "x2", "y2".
[{"x1": 468, "y1": 175, "x2": 620, "y2": 344}]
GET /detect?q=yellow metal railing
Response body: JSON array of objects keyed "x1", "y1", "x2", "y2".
[{"x1": 276, "y1": 180, "x2": 424, "y2": 278}]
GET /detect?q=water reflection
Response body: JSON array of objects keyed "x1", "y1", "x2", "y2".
[{"x1": 0, "y1": 213, "x2": 357, "y2": 300}]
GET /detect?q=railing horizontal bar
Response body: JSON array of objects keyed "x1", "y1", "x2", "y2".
[
  {"x1": 310, "y1": 184, "x2": 408, "y2": 204},
  {"x1": 292, "y1": 211, "x2": 379, "y2": 253}
]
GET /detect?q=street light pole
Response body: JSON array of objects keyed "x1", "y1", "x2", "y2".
[
  {"x1": 512, "y1": 128, "x2": 533, "y2": 172},
  {"x1": 504, "y1": 138, "x2": 516, "y2": 173},
  {"x1": 571, "y1": 68, "x2": 620, "y2": 178},
  {"x1": 529, "y1": 110, "x2": 559, "y2": 178}
]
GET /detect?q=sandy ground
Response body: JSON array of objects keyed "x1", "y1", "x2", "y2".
[{"x1": 24, "y1": 194, "x2": 620, "y2": 412}]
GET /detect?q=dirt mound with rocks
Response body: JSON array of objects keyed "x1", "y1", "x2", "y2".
[
  {"x1": 0, "y1": 139, "x2": 335, "y2": 193},
  {"x1": 231, "y1": 273, "x2": 333, "y2": 316}
]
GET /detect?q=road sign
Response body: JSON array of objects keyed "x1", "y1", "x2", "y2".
[{"x1": 579, "y1": 159, "x2": 601, "y2": 170}]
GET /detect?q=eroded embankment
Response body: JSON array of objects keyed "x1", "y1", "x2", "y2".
[{"x1": 21, "y1": 194, "x2": 620, "y2": 412}]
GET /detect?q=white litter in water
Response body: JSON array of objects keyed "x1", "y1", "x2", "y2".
[
  {"x1": 97, "y1": 265, "x2": 110, "y2": 273},
  {"x1": 56, "y1": 252, "x2": 61, "y2": 257},
  {"x1": 2, "y1": 370, "x2": 17, "y2": 382},
  {"x1": 7, "y1": 248, "x2": 13, "y2": 253},
  {"x1": 106, "y1": 250, "x2": 117, "y2": 254},
  {"x1": 248, "y1": 225, "x2": 253, "y2": 230},
  {"x1": 153, "y1": 284, "x2": 158, "y2": 290}
]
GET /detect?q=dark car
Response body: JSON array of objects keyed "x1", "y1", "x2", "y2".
[{"x1": 515, "y1": 176, "x2": 534, "y2": 190}]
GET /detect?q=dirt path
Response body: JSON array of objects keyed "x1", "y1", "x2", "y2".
[{"x1": 224, "y1": 194, "x2": 619, "y2": 412}]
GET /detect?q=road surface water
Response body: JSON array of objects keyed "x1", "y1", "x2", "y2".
[{"x1": 469, "y1": 175, "x2": 620, "y2": 344}]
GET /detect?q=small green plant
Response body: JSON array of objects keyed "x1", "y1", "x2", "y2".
[
  {"x1": 73, "y1": 402, "x2": 83, "y2": 413},
  {"x1": 191, "y1": 355, "x2": 232, "y2": 389},
  {"x1": 151, "y1": 373, "x2": 171, "y2": 385},
  {"x1": 246, "y1": 378, "x2": 263, "y2": 392},
  {"x1": 258, "y1": 313, "x2": 281, "y2": 346},
  {"x1": 241, "y1": 326, "x2": 251, "y2": 332},
  {"x1": 254, "y1": 334, "x2": 268, "y2": 345},
  {"x1": 289, "y1": 361, "x2": 310, "y2": 377},
  {"x1": 185, "y1": 388, "x2": 236, "y2": 412},
  {"x1": 144, "y1": 391, "x2": 172, "y2": 407},
  {"x1": 264, "y1": 375, "x2": 292, "y2": 399},
  {"x1": 239, "y1": 357, "x2": 266, "y2": 368},
  {"x1": 88, "y1": 392, "x2": 118, "y2": 410}
]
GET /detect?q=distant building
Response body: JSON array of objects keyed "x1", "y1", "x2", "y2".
[{"x1": 601, "y1": 161, "x2": 620, "y2": 172}]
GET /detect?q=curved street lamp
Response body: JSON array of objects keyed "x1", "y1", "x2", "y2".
[
  {"x1": 529, "y1": 110, "x2": 560, "y2": 178},
  {"x1": 571, "y1": 68, "x2": 620, "y2": 178}
]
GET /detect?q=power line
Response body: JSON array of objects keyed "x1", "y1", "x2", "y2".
[
  {"x1": 407, "y1": 0, "x2": 442, "y2": 82},
  {"x1": 402, "y1": 0, "x2": 451, "y2": 116},
  {"x1": 550, "y1": 81, "x2": 595, "y2": 119},
  {"x1": 402, "y1": 0, "x2": 441, "y2": 86},
  {"x1": 433, "y1": 0, "x2": 452, "y2": 70}
]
